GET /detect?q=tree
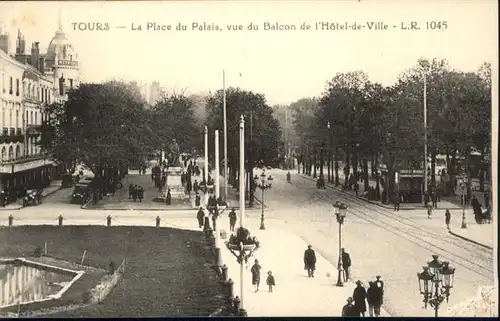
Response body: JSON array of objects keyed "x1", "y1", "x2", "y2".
[
  {"x1": 39, "y1": 81, "x2": 156, "y2": 202},
  {"x1": 205, "y1": 87, "x2": 282, "y2": 202},
  {"x1": 151, "y1": 92, "x2": 201, "y2": 158},
  {"x1": 289, "y1": 97, "x2": 319, "y2": 176},
  {"x1": 272, "y1": 104, "x2": 300, "y2": 169}
]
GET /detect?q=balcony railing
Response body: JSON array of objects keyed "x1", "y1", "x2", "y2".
[
  {"x1": 2, "y1": 127, "x2": 7, "y2": 136},
  {"x1": 0, "y1": 134, "x2": 23, "y2": 144},
  {"x1": 0, "y1": 153, "x2": 50, "y2": 165},
  {"x1": 9, "y1": 127, "x2": 15, "y2": 136},
  {"x1": 26, "y1": 124, "x2": 42, "y2": 136},
  {"x1": 16, "y1": 128, "x2": 22, "y2": 136}
]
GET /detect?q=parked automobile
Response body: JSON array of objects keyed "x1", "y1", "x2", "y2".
[
  {"x1": 71, "y1": 183, "x2": 91, "y2": 204},
  {"x1": 23, "y1": 189, "x2": 42, "y2": 207}
]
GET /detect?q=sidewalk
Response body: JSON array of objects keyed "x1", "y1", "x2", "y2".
[
  {"x1": 303, "y1": 164, "x2": 489, "y2": 210},
  {"x1": 219, "y1": 221, "x2": 389, "y2": 317},
  {"x1": 0, "y1": 180, "x2": 63, "y2": 211},
  {"x1": 449, "y1": 222, "x2": 495, "y2": 250},
  {"x1": 299, "y1": 171, "x2": 460, "y2": 210}
]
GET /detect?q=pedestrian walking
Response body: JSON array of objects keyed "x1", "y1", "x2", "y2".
[
  {"x1": 432, "y1": 190, "x2": 438, "y2": 208},
  {"x1": 266, "y1": 271, "x2": 275, "y2": 292},
  {"x1": 165, "y1": 189, "x2": 172, "y2": 205},
  {"x1": 303, "y1": 245, "x2": 317, "y2": 278},
  {"x1": 393, "y1": 191, "x2": 400, "y2": 211},
  {"x1": 354, "y1": 183, "x2": 359, "y2": 197},
  {"x1": 196, "y1": 207, "x2": 205, "y2": 228},
  {"x1": 251, "y1": 259, "x2": 262, "y2": 292},
  {"x1": 137, "y1": 186, "x2": 144, "y2": 202},
  {"x1": 195, "y1": 193, "x2": 201, "y2": 207},
  {"x1": 128, "y1": 184, "x2": 134, "y2": 199},
  {"x1": 373, "y1": 276, "x2": 384, "y2": 317},
  {"x1": 353, "y1": 280, "x2": 367, "y2": 317},
  {"x1": 342, "y1": 297, "x2": 357, "y2": 317},
  {"x1": 228, "y1": 208, "x2": 237, "y2": 232},
  {"x1": 445, "y1": 209, "x2": 451, "y2": 230},
  {"x1": 367, "y1": 281, "x2": 376, "y2": 317},
  {"x1": 424, "y1": 191, "x2": 430, "y2": 208},
  {"x1": 341, "y1": 248, "x2": 351, "y2": 281},
  {"x1": 132, "y1": 185, "x2": 138, "y2": 202}
]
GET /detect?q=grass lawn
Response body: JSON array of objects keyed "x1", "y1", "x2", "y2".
[{"x1": 0, "y1": 225, "x2": 225, "y2": 317}]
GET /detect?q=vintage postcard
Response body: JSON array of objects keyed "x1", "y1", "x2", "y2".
[{"x1": 0, "y1": 0, "x2": 497, "y2": 317}]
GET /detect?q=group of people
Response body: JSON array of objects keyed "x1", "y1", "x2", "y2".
[
  {"x1": 128, "y1": 184, "x2": 144, "y2": 202},
  {"x1": 342, "y1": 277, "x2": 385, "y2": 317}
]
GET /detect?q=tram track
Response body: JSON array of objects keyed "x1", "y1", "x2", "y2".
[{"x1": 296, "y1": 176, "x2": 493, "y2": 280}]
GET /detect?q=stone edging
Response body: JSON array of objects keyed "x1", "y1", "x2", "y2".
[{"x1": 448, "y1": 230, "x2": 493, "y2": 250}]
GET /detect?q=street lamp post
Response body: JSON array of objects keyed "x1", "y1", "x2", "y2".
[
  {"x1": 417, "y1": 255, "x2": 456, "y2": 317},
  {"x1": 458, "y1": 178, "x2": 467, "y2": 229},
  {"x1": 333, "y1": 201, "x2": 348, "y2": 287},
  {"x1": 254, "y1": 170, "x2": 273, "y2": 230}
]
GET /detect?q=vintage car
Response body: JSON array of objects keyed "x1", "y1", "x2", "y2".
[
  {"x1": 71, "y1": 183, "x2": 91, "y2": 204},
  {"x1": 23, "y1": 189, "x2": 42, "y2": 207}
]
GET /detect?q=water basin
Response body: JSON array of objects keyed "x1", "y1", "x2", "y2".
[{"x1": 0, "y1": 260, "x2": 76, "y2": 308}]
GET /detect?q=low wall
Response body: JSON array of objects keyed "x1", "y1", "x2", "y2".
[{"x1": 88, "y1": 258, "x2": 125, "y2": 304}]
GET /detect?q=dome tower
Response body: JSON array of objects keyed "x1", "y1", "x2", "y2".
[{"x1": 45, "y1": 11, "x2": 79, "y2": 95}]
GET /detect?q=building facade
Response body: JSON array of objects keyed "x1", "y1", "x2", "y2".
[{"x1": 0, "y1": 21, "x2": 79, "y2": 195}]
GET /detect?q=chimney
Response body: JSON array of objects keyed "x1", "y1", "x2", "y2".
[
  {"x1": 31, "y1": 42, "x2": 40, "y2": 70},
  {"x1": 39, "y1": 57, "x2": 45, "y2": 73}
]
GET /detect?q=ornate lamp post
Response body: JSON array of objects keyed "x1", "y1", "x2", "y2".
[
  {"x1": 334, "y1": 201, "x2": 348, "y2": 287},
  {"x1": 254, "y1": 170, "x2": 273, "y2": 230},
  {"x1": 224, "y1": 115, "x2": 259, "y2": 317},
  {"x1": 417, "y1": 255, "x2": 456, "y2": 317},
  {"x1": 458, "y1": 178, "x2": 467, "y2": 229}
]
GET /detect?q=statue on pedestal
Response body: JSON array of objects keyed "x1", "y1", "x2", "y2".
[{"x1": 167, "y1": 139, "x2": 181, "y2": 167}]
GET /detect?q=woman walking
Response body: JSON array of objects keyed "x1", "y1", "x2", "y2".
[
  {"x1": 250, "y1": 259, "x2": 262, "y2": 292},
  {"x1": 445, "y1": 209, "x2": 451, "y2": 230}
]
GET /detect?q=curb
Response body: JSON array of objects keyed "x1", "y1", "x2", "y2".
[
  {"x1": 299, "y1": 174, "x2": 463, "y2": 211},
  {"x1": 448, "y1": 230, "x2": 493, "y2": 250}
]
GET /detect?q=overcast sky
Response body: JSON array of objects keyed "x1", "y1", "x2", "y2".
[{"x1": 0, "y1": 0, "x2": 497, "y2": 105}]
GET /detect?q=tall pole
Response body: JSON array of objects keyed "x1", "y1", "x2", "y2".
[
  {"x1": 423, "y1": 74, "x2": 428, "y2": 197},
  {"x1": 223, "y1": 70, "x2": 228, "y2": 201},
  {"x1": 204, "y1": 126, "x2": 208, "y2": 206},
  {"x1": 215, "y1": 130, "x2": 220, "y2": 248},
  {"x1": 239, "y1": 115, "x2": 245, "y2": 310},
  {"x1": 336, "y1": 221, "x2": 344, "y2": 287}
]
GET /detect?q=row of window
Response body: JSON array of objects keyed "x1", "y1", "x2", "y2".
[
  {"x1": 0, "y1": 108, "x2": 44, "y2": 129},
  {"x1": 0, "y1": 140, "x2": 40, "y2": 162},
  {"x1": 1, "y1": 74, "x2": 54, "y2": 103}
]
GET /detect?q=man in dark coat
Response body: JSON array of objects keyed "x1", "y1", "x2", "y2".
[
  {"x1": 373, "y1": 275, "x2": 384, "y2": 316},
  {"x1": 137, "y1": 186, "x2": 144, "y2": 202},
  {"x1": 366, "y1": 281, "x2": 377, "y2": 317},
  {"x1": 353, "y1": 280, "x2": 367, "y2": 317},
  {"x1": 228, "y1": 208, "x2": 237, "y2": 231},
  {"x1": 165, "y1": 189, "x2": 172, "y2": 205},
  {"x1": 393, "y1": 191, "x2": 400, "y2": 211},
  {"x1": 341, "y1": 297, "x2": 357, "y2": 317},
  {"x1": 196, "y1": 207, "x2": 205, "y2": 228},
  {"x1": 195, "y1": 193, "x2": 201, "y2": 207},
  {"x1": 341, "y1": 248, "x2": 351, "y2": 281},
  {"x1": 303, "y1": 245, "x2": 317, "y2": 277}
]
